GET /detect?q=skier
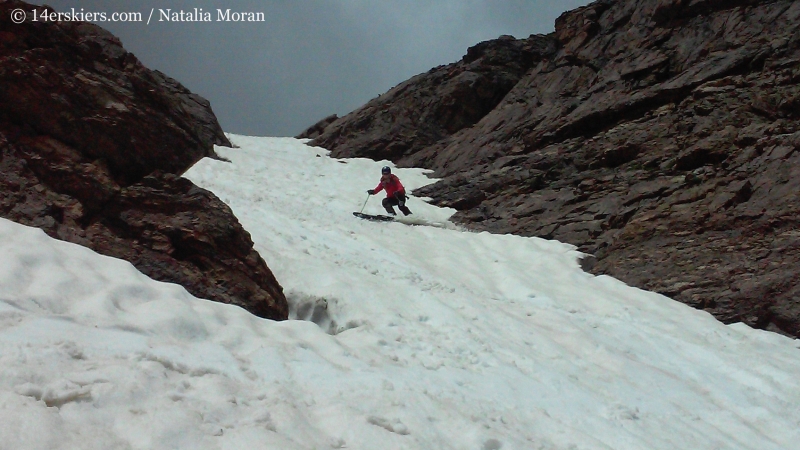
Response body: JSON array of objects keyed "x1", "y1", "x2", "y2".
[{"x1": 367, "y1": 166, "x2": 412, "y2": 216}]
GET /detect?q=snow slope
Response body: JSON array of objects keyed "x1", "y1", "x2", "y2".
[{"x1": 0, "y1": 135, "x2": 798, "y2": 450}]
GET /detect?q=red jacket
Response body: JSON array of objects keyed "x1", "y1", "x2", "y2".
[{"x1": 374, "y1": 174, "x2": 405, "y2": 198}]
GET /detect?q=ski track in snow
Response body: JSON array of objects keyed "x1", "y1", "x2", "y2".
[{"x1": 0, "y1": 135, "x2": 798, "y2": 450}]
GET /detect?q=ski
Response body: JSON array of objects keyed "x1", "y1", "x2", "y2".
[{"x1": 353, "y1": 212, "x2": 395, "y2": 222}]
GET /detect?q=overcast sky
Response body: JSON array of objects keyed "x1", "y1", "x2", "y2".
[{"x1": 43, "y1": 1, "x2": 591, "y2": 136}]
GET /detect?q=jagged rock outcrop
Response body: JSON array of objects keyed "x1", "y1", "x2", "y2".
[
  {"x1": 0, "y1": 1, "x2": 287, "y2": 319},
  {"x1": 311, "y1": 35, "x2": 558, "y2": 161},
  {"x1": 303, "y1": 0, "x2": 800, "y2": 336},
  {"x1": 296, "y1": 114, "x2": 338, "y2": 140}
]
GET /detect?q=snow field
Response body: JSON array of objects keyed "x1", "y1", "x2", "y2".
[{"x1": 0, "y1": 135, "x2": 797, "y2": 449}]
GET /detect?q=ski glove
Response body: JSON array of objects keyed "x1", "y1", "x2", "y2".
[{"x1": 367, "y1": 189, "x2": 375, "y2": 195}]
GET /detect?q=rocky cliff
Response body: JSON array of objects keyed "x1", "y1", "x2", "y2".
[
  {"x1": 1, "y1": 1, "x2": 287, "y2": 320},
  {"x1": 305, "y1": 0, "x2": 800, "y2": 336}
]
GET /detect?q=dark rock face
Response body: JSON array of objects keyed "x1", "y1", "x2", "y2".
[
  {"x1": 305, "y1": 0, "x2": 800, "y2": 336},
  {"x1": 296, "y1": 114, "x2": 338, "y2": 140},
  {"x1": 309, "y1": 35, "x2": 558, "y2": 161},
  {"x1": 0, "y1": 1, "x2": 287, "y2": 320}
]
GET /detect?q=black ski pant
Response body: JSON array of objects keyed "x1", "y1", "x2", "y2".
[{"x1": 382, "y1": 192, "x2": 411, "y2": 215}]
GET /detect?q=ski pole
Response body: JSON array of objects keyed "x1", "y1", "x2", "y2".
[{"x1": 359, "y1": 193, "x2": 370, "y2": 213}]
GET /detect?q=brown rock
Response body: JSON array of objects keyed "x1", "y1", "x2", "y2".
[
  {"x1": 296, "y1": 114, "x2": 338, "y2": 140},
  {"x1": 301, "y1": 0, "x2": 800, "y2": 336},
  {"x1": 88, "y1": 173, "x2": 286, "y2": 320},
  {"x1": 309, "y1": 34, "x2": 558, "y2": 162},
  {"x1": 0, "y1": 1, "x2": 287, "y2": 320}
]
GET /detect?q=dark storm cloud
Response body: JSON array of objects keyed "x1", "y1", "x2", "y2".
[{"x1": 42, "y1": 1, "x2": 591, "y2": 136}]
